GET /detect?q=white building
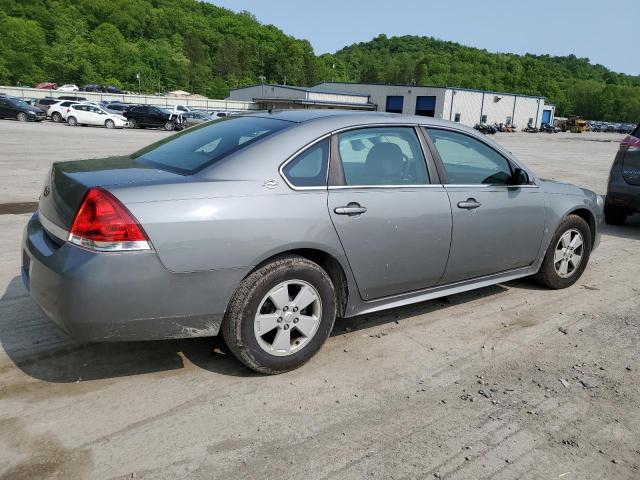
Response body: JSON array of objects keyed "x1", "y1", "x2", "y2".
[
  {"x1": 228, "y1": 84, "x2": 376, "y2": 111},
  {"x1": 229, "y1": 82, "x2": 555, "y2": 129},
  {"x1": 313, "y1": 82, "x2": 555, "y2": 129}
]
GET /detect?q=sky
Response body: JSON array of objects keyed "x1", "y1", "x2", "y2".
[{"x1": 209, "y1": 0, "x2": 637, "y2": 76}]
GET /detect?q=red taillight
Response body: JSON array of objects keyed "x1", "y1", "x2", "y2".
[{"x1": 69, "y1": 188, "x2": 150, "y2": 251}]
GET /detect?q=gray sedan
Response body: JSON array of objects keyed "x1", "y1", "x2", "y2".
[{"x1": 22, "y1": 111, "x2": 603, "y2": 373}]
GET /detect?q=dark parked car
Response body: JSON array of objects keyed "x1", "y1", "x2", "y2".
[
  {"x1": 58, "y1": 95, "x2": 87, "y2": 101},
  {"x1": 182, "y1": 111, "x2": 210, "y2": 127},
  {"x1": 82, "y1": 83, "x2": 102, "y2": 92},
  {"x1": 35, "y1": 97, "x2": 59, "y2": 115},
  {"x1": 124, "y1": 105, "x2": 185, "y2": 131},
  {"x1": 0, "y1": 96, "x2": 46, "y2": 121},
  {"x1": 105, "y1": 85, "x2": 123, "y2": 94},
  {"x1": 605, "y1": 123, "x2": 640, "y2": 224},
  {"x1": 104, "y1": 103, "x2": 131, "y2": 115}
]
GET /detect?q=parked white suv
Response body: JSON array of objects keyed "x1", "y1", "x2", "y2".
[
  {"x1": 48, "y1": 100, "x2": 81, "y2": 122},
  {"x1": 57, "y1": 84, "x2": 80, "y2": 92},
  {"x1": 65, "y1": 104, "x2": 129, "y2": 129}
]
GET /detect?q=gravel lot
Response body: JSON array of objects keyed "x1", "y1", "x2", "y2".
[{"x1": 1, "y1": 121, "x2": 639, "y2": 479}]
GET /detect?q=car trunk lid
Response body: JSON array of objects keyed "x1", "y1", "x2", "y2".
[{"x1": 38, "y1": 156, "x2": 187, "y2": 232}]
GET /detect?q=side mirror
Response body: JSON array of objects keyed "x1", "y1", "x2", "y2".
[{"x1": 510, "y1": 167, "x2": 530, "y2": 185}]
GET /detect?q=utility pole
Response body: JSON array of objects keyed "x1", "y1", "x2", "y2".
[
  {"x1": 137, "y1": 72, "x2": 141, "y2": 93},
  {"x1": 259, "y1": 75, "x2": 266, "y2": 97}
]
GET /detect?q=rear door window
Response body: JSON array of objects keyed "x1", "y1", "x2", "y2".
[
  {"x1": 133, "y1": 116, "x2": 292, "y2": 174},
  {"x1": 337, "y1": 127, "x2": 429, "y2": 186}
]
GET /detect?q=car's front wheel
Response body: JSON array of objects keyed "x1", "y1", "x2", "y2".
[
  {"x1": 104, "y1": 119, "x2": 115, "y2": 129},
  {"x1": 163, "y1": 121, "x2": 175, "y2": 131},
  {"x1": 221, "y1": 255, "x2": 337, "y2": 374},
  {"x1": 17, "y1": 112, "x2": 27, "y2": 122},
  {"x1": 534, "y1": 214, "x2": 592, "y2": 289},
  {"x1": 67, "y1": 116, "x2": 77, "y2": 126}
]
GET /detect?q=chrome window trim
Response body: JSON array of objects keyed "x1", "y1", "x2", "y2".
[
  {"x1": 278, "y1": 133, "x2": 332, "y2": 191},
  {"x1": 328, "y1": 184, "x2": 444, "y2": 190},
  {"x1": 444, "y1": 184, "x2": 540, "y2": 189},
  {"x1": 279, "y1": 123, "x2": 428, "y2": 191},
  {"x1": 38, "y1": 211, "x2": 69, "y2": 241}
]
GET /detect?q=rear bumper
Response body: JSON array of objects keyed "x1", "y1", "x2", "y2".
[
  {"x1": 606, "y1": 178, "x2": 640, "y2": 213},
  {"x1": 22, "y1": 213, "x2": 243, "y2": 341}
]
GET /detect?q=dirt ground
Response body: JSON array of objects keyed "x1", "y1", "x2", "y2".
[{"x1": 0, "y1": 122, "x2": 638, "y2": 479}]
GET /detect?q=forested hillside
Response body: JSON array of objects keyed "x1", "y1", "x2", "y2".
[
  {"x1": 1, "y1": 0, "x2": 638, "y2": 121},
  {"x1": 328, "y1": 35, "x2": 640, "y2": 122}
]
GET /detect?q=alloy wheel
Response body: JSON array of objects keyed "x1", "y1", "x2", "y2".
[
  {"x1": 554, "y1": 229, "x2": 584, "y2": 278},
  {"x1": 254, "y1": 280, "x2": 322, "y2": 356}
]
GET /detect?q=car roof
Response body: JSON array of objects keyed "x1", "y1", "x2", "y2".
[{"x1": 244, "y1": 109, "x2": 460, "y2": 129}]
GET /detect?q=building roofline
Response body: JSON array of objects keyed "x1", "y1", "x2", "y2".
[
  {"x1": 252, "y1": 97, "x2": 377, "y2": 109},
  {"x1": 231, "y1": 83, "x2": 370, "y2": 98},
  {"x1": 314, "y1": 81, "x2": 546, "y2": 100}
]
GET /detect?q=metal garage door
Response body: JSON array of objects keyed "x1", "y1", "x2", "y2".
[
  {"x1": 415, "y1": 96, "x2": 436, "y2": 117},
  {"x1": 542, "y1": 109, "x2": 552, "y2": 124}
]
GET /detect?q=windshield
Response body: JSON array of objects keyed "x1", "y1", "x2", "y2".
[
  {"x1": 132, "y1": 116, "x2": 292, "y2": 174},
  {"x1": 11, "y1": 98, "x2": 29, "y2": 108}
]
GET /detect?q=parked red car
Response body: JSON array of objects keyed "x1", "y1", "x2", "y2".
[{"x1": 35, "y1": 82, "x2": 57, "y2": 90}]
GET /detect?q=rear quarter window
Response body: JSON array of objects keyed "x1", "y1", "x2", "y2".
[{"x1": 133, "y1": 116, "x2": 292, "y2": 174}]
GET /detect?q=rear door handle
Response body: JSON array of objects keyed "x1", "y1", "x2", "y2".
[
  {"x1": 334, "y1": 203, "x2": 367, "y2": 215},
  {"x1": 457, "y1": 198, "x2": 481, "y2": 210}
]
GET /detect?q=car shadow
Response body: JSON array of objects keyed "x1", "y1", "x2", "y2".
[
  {"x1": 0, "y1": 276, "x2": 255, "y2": 383},
  {"x1": 601, "y1": 214, "x2": 640, "y2": 241},
  {"x1": 0, "y1": 274, "x2": 521, "y2": 383},
  {"x1": 331, "y1": 283, "x2": 510, "y2": 336}
]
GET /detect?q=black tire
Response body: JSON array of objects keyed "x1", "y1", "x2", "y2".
[
  {"x1": 163, "y1": 121, "x2": 175, "y2": 131},
  {"x1": 51, "y1": 112, "x2": 62, "y2": 123},
  {"x1": 534, "y1": 215, "x2": 592, "y2": 289},
  {"x1": 104, "y1": 119, "x2": 115, "y2": 129},
  {"x1": 221, "y1": 254, "x2": 336, "y2": 374},
  {"x1": 604, "y1": 203, "x2": 627, "y2": 225},
  {"x1": 17, "y1": 112, "x2": 27, "y2": 122},
  {"x1": 128, "y1": 118, "x2": 137, "y2": 128},
  {"x1": 67, "y1": 116, "x2": 77, "y2": 126}
]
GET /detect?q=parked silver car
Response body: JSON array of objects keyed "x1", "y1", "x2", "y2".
[{"x1": 22, "y1": 111, "x2": 603, "y2": 373}]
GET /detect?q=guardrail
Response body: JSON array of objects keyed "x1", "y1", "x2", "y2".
[{"x1": 0, "y1": 86, "x2": 260, "y2": 111}]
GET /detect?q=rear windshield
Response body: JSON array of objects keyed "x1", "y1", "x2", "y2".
[
  {"x1": 132, "y1": 116, "x2": 292, "y2": 174},
  {"x1": 632, "y1": 124, "x2": 640, "y2": 139}
]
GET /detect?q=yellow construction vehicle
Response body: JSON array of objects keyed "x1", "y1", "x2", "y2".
[{"x1": 567, "y1": 115, "x2": 589, "y2": 133}]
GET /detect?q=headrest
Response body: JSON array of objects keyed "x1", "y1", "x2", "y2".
[{"x1": 365, "y1": 143, "x2": 404, "y2": 182}]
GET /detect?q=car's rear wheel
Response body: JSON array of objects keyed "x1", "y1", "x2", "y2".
[
  {"x1": 17, "y1": 112, "x2": 27, "y2": 122},
  {"x1": 163, "y1": 121, "x2": 175, "y2": 131},
  {"x1": 51, "y1": 112, "x2": 62, "y2": 122},
  {"x1": 128, "y1": 118, "x2": 137, "y2": 128},
  {"x1": 534, "y1": 214, "x2": 592, "y2": 289},
  {"x1": 67, "y1": 116, "x2": 77, "y2": 126},
  {"x1": 604, "y1": 203, "x2": 627, "y2": 225},
  {"x1": 104, "y1": 119, "x2": 115, "y2": 129},
  {"x1": 221, "y1": 255, "x2": 336, "y2": 374}
]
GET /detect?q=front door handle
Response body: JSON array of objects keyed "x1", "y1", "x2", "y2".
[
  {"x1": 457, "y1": 198, "x2": 481, "y2": 210},
  {"x1": 334, "y1": 203, "x2": 367, "y2": 216}
]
